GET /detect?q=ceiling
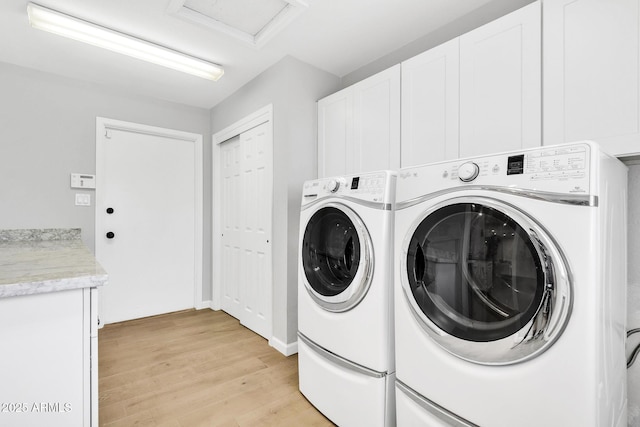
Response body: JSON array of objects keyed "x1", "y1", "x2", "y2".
[{"x1": 0, "y1": 0, "x2": 497, "y2": 109}]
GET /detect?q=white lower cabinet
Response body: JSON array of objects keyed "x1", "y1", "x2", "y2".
[
  {"x1": 0, "y1": 288, "x2": 98, "y2": 426},
  {"x1": 543, "y1": 0, "x2": 640, "y2": 157}
]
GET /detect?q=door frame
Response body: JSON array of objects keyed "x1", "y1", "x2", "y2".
[
  {"x1": 95, "y1": 117, "x2": 204, "y2": 311},
  {"x1": 211, "y1": 104, "x2": 273, "y2": 338}
]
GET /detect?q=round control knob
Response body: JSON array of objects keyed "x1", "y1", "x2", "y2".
[
  {"x1": 327, "y1": 179, "x2": 340, "y2": 192},
  {"x1": 458, "y1": 162, "x2": 480, "y2": 182},
  {"x1": 106, "y1": 232, "x2": 115, "y2": 239}
]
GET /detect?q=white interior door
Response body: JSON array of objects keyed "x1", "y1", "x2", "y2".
[
  {"x1": 96, "y1": 119, "x2": 200, "y2": 324},
  {"x1": 220, "y1": 122, "x2": 272, "y2": 339}
]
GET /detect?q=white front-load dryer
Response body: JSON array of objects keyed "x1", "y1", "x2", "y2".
[
  {"x1": 394, "y1": 141, "x2": 627, "y2": 427},
  {"x1": 298, "y1": 170, "x2": 396, "y2": 427}
]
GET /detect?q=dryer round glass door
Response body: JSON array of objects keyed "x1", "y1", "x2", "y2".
[
  {"x1": 301, "y1": 204, "x2": 373, "y2": 312},
  {"x1": 401, "y1": 197, "x2": 572, "y2": 365}
]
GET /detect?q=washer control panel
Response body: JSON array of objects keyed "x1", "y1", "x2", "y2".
[
  {"x1": 302, "y1": 171, "x2": 395, "y2": 204},
  {"x1": 445, "y1": 144, "x2": 588, "y2": 184},
  {"x1": 398, "y1": 142, "x2": 593, "y2": 200}
]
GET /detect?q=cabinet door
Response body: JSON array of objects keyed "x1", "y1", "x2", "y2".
[
  {"x1": 544, "y1": 0, "x2": 640, "y2": 157},
  {"x1": 401, "y1": 39, "x2": 460, "y2": 167},
  {"x1": 459, "y1": 1, "x2": 541, "y2": 158},
  {"x1": 0, "y1": 290, "x2": 86, "y2": 427},
  {"x1": 352, "y1": 64, "x2": 401, "y2": 173},
  {"x1": 318, "y1": 88, "x2": 353, "y2": 178}
]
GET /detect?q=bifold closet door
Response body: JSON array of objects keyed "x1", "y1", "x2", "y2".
[{"x1": 220, "y1": 122, "x2": 272, "y2": 339}]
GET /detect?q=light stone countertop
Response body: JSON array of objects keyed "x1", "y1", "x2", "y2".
[{"x1": 0, "y1": 228, "x2": 107, "y2": 298}]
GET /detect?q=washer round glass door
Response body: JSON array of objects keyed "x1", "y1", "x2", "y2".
[
  {"x1": 402, "y1": 197, "x2": 572, "y2": 365},
  {"x1": 301, "y1": 203, "x2": 373, "y2": 312}
]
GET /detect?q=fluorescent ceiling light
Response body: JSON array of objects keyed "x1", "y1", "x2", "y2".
[{"x1": 26, "y1": 2, "x2": 224, "y2": 81}]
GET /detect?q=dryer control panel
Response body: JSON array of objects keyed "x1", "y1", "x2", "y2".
[
  {"x1": 302, "y1": 171, "x2": 395, "y2": 205},
  {"x1": 397, "y1": 142, "x2": 595, "y2": 203}
]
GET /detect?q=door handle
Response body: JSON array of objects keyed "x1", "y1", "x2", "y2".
[{"x1": 106, "y1": 232, "x2": 115, "y2": 239}]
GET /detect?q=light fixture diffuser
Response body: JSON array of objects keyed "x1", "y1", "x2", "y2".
[{"x1": 26, "y1": 2, "x2": 224, "y2": 81}]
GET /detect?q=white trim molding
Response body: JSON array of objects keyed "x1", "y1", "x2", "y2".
[
  {"x1": 270, "y1": 336, "x2": 299, "y2": 356},
  {"x1": 214, "y1": 104, "x2": 273, "y2": 144}
]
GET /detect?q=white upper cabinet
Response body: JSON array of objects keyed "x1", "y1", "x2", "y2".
[
  {"x1": 459, "y1": 1, "x2": 541, "y2": 158},
  {"x1": 401, "y1": 38, "x2": 460, "y2": 167},
  {"x1": 317, "y1": 65, "x2": 400, "y2": 178},
  {"x1": 543, "y1": 0, "x2": 640, "y2": 157},
  {"x1": 318, "y1": 88, "x2": 353, "y2": 178},
  {"x1": 352, "y1": 65, "x2": 401, "y2": 174},
  {"x1": 399, "y1": 2, "x2": 541, "y2": 167}
]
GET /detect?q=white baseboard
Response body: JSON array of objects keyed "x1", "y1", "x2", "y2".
[
  {"x1": 195, "y1": 300, "x2": 213, "y2": 310},
  {"x1": 199, "y1": 305, "x2": 297, "y2": 356},
  {"x1": 270, "y1": 336, "x2": 298, "y2": 356}
]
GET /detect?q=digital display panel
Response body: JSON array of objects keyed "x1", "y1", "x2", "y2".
[
  {"x1": 351, "y1": 177, "x2": 360, "y2": 189},
  {"x1": 507, "y1": 154, "x2": 525, "y2": 175}
]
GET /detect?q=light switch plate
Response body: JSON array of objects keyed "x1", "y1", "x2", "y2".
[{"x1": 75, "y1": 193, "x2": 91, "y2": 206}]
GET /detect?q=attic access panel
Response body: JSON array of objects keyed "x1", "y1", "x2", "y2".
[{"x1": 168, "y1": 0, "x2": 308, "y2": 48}]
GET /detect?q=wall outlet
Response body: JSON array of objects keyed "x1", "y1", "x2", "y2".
[{"x1": 75, "y1": 193, "x2": 91, "y2": 206}]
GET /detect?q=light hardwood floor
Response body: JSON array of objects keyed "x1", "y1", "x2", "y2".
[{"x1": 98, "y1": 309, "x2": 334, "y2": 426}]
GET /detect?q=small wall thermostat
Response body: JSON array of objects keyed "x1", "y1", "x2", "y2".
[{"x1": 71, "y1": 173, "x2": 96, "y2": 189}]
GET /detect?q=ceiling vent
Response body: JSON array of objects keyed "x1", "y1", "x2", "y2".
[{"x1": 168, "y1": 0, "x2": 308, "y2": 48}]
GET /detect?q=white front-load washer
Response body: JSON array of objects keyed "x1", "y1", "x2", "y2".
[
  {"x1": 393, "y1": 141, "x2": 627, "y2": 427},
  {"x1": 298, "y1": 170, "x2": 396, "y2": 427}
]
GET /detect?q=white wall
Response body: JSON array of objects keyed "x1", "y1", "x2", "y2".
[
  {"x1": 0, "y1": 61, "x2": 212, "y2": 299},
  {"x1": 210, "y1": 56, "x2": 341, "y2": 347}
]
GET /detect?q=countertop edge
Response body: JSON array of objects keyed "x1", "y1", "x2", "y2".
[
  {"x1": 0, "y1": 228, "x2": 108, "y2": 299},
  {"x1": 0, "y1": 273, "x2": 108, "y2": 298}
]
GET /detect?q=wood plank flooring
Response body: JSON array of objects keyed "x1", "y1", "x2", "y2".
[{"x1": 98, "y1": 309, "x2": 334, "y2": 426}]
